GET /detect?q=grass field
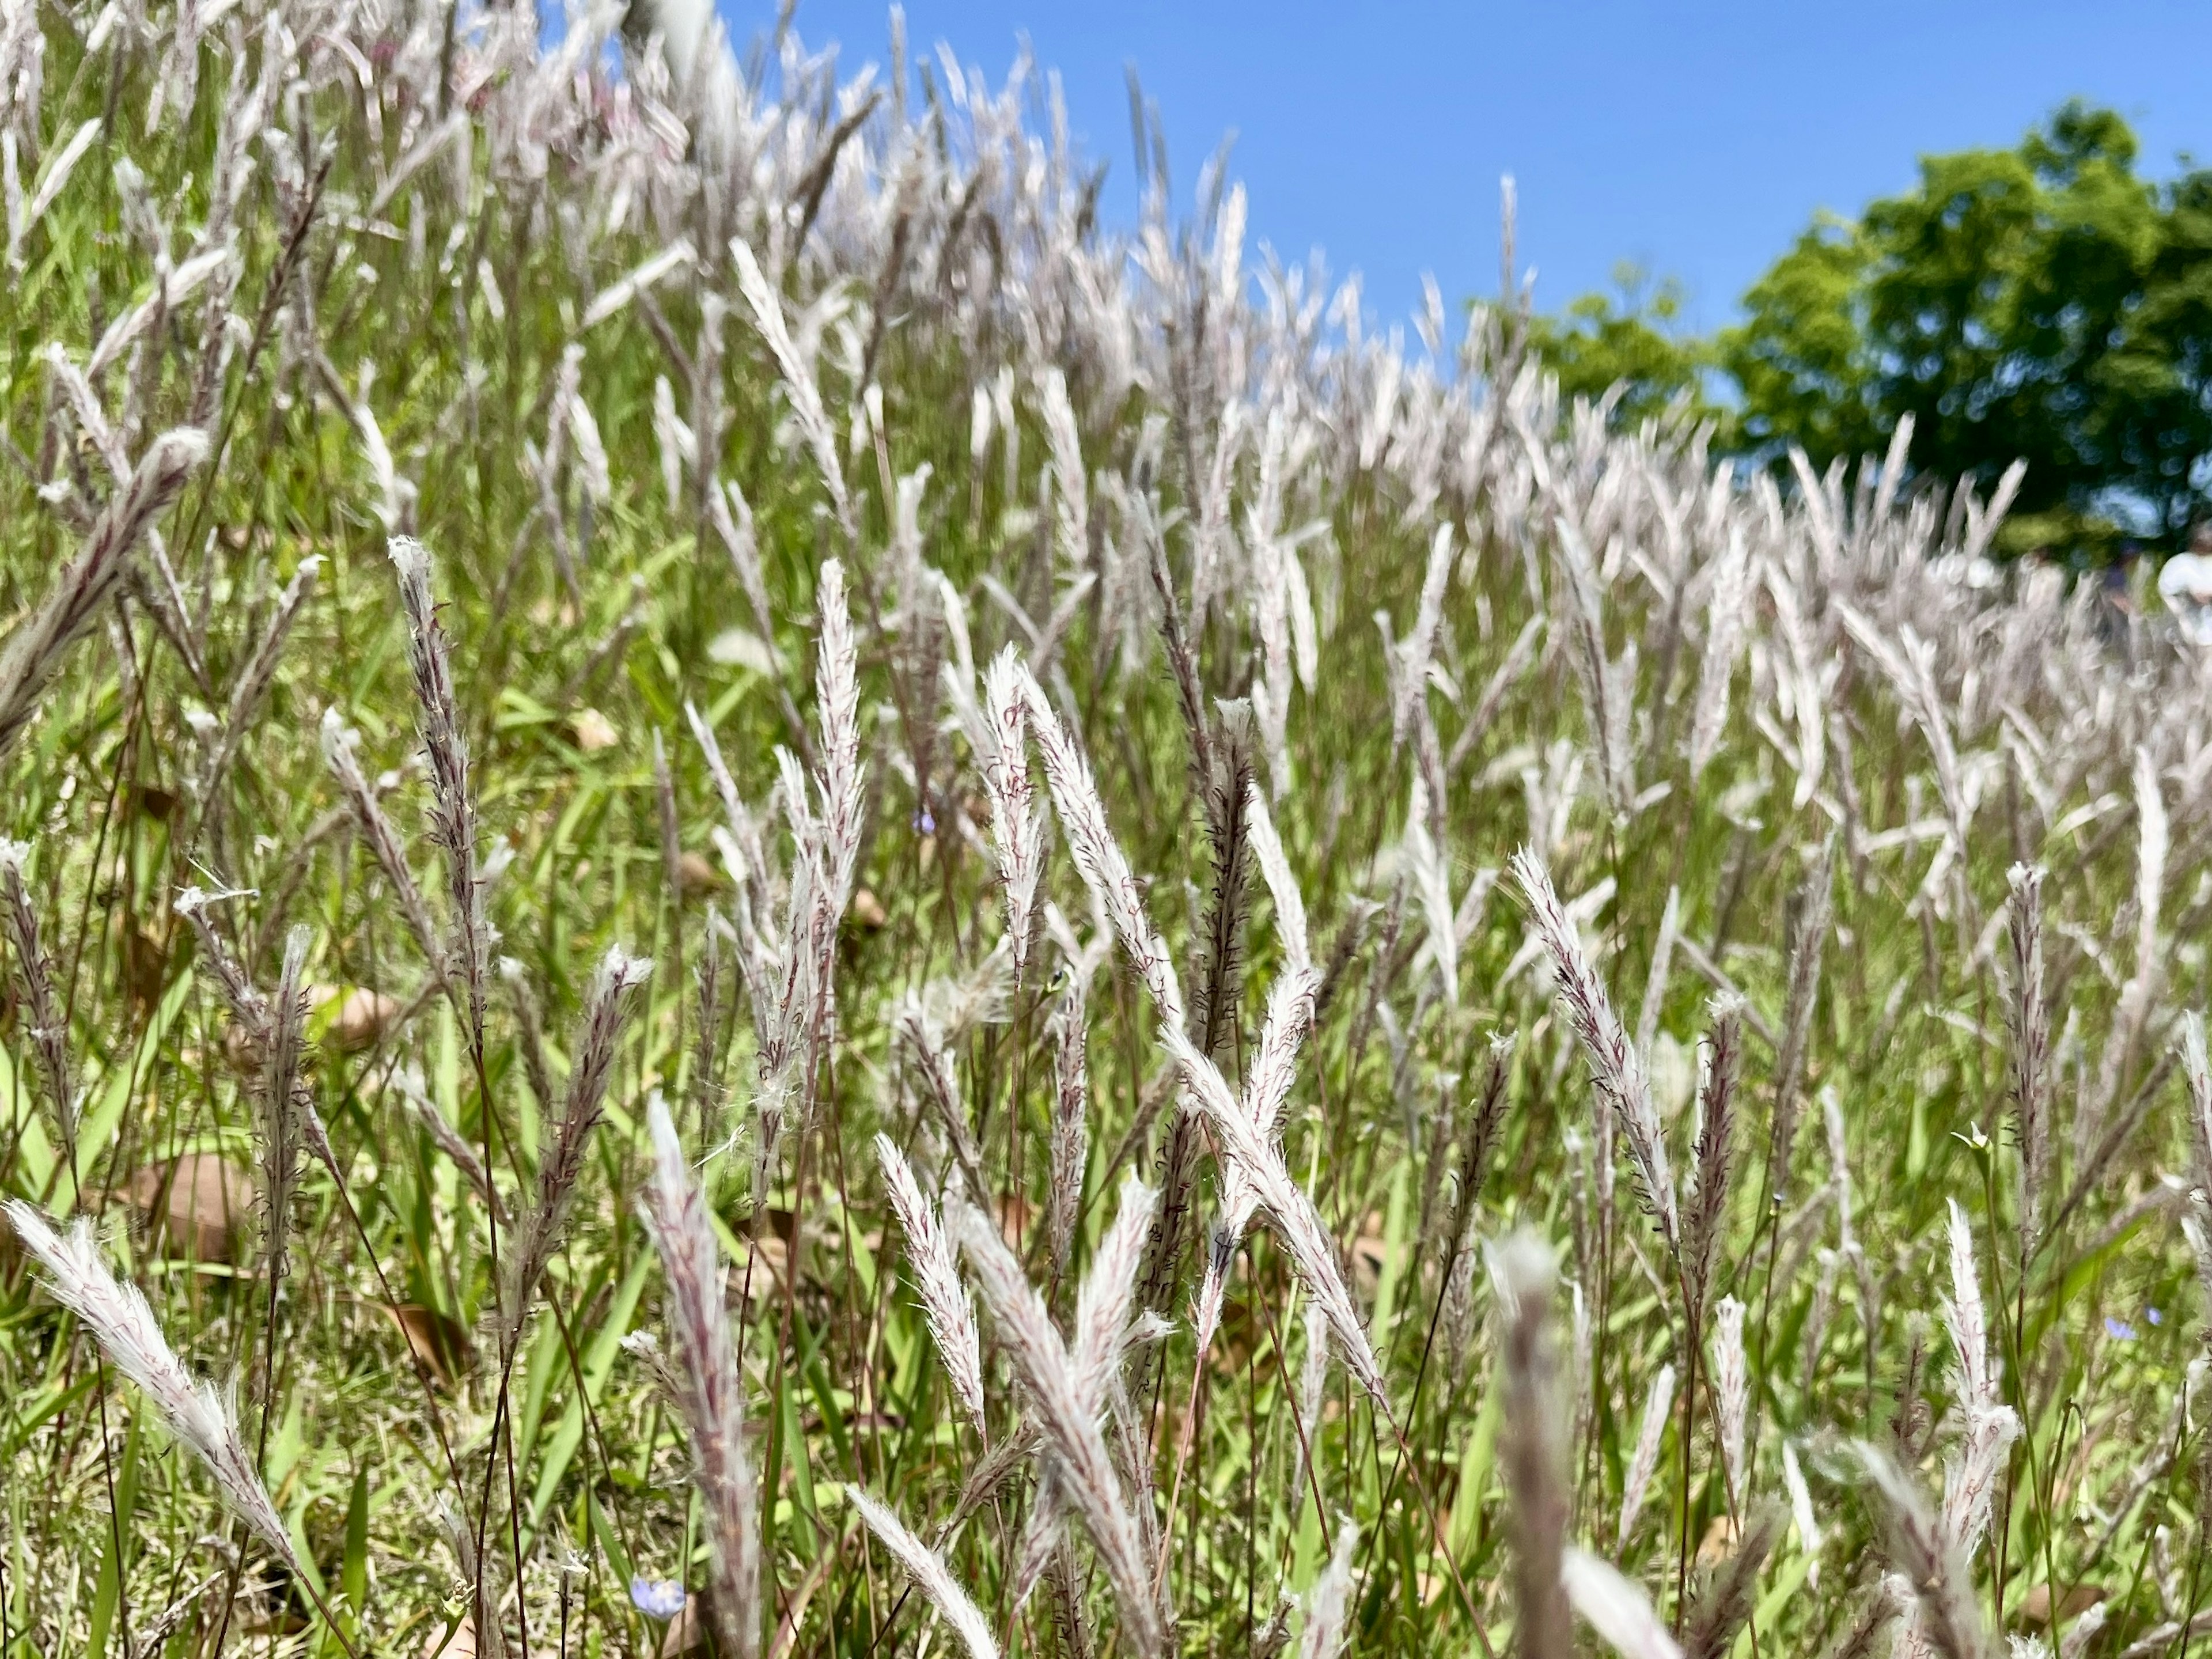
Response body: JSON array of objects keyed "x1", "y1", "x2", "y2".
[{"x1": 1, "y1": 4, "x2": 2208, "y2": 1658}]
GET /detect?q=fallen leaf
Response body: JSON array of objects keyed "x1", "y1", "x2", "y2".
[
  {"x1": 1208, "y1": 1296, "x2": 1258, "y2": 1376},
  {"x1": 128, "y1": 1154, "x2": 251, "y2": 1261},
  {"x1": 768, "y1": 1550, "x2": 838, "y2": 1659},
  {"x1": 385, "y1": 1303, "x2": 471, "y2": 1386},
  {"x1": 1696, "y1": 1512, "x2": 1740, "y2": 1566},
  {"x1": 707, "y1": 627, "x2": 780, "y2": 676},
  {"x1": 130, "y1": 783, "x2": 178, "y2": 822},
  {"x1": 2022, "y1": 1584, "x2": 2104, "y2": 1627},
  {"x1": 726, "y1": 1233, "x2": 790, "y2": 1296},
  {"x1": 573, "y1": 708, "x2": 619, "y2": 752},
  {"x1": 330, "y1": 986, "x2": 403, "y2": 1051},
  {"x1": 123, "y1": 925, "x2": 169, "y2": 1010},
  {"x1": 660, "y1": 1600, "x2": 706, "y2": 1657},
  {"x1": 422, "y1": 1614, "x2": 476, "y2": 1657},
  {"x1": 236, "y1": 1571, "x2": 310, "y2": 1635},
  {"x1": 721, "y1": 1207, "x2": 841, "y2": 1298},
  {"x1": 1349, "y1": 1213, "x2": 1389, "y2": 1295}
]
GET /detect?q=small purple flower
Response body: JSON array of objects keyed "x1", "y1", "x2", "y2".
[
  {"x1": 913, "y1": 808, "x2": 937, "y2": 836},
  {"x1": 630, "y1": 1578, "x2": 687, "y2": 1619},
  {"x1": 2105, "y1": 1317, "x2": 2137, "y2": 1342},
  {"x1": 2148, "y1": 1306, "x2": 2164, "y2": 1326}
]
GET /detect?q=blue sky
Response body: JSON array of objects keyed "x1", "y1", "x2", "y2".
[{"x1": 755, "y1": 1, "x2": 2212, "y2": 333}]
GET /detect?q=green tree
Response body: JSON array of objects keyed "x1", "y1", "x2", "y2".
[
  {"x1": 1527, "y1": 263, "x2": 1721, "y2": 430},
  {"x1": 2104, "y1": 166, "x2": 2212, "y2": 533},
  {"x1": 1725, "y1": 214, "x2": 1883, "y2": 465},
  {"x1": 1722, "y1": 103, "x2": 2212, "y2": 553}
]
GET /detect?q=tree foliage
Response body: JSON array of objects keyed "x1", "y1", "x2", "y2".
[
  {"x1": 1539, "y1": 103, "x2": 2212, "y2": 556},
  {"x1": 1524, "y1": 264, "x2": 1719, "y2": 429}
]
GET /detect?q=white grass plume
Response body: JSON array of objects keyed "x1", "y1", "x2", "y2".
[
  {"x1": 1295, "y1": 1516, "x2": 1360, "y2": 1659},
  {"x1": 1296, "y1": 1296, "x2": 1330, "y2": 1501},
  {"x1": 892, "y1": 995, "x2": 986, "y2": 1190},
  {"x1": 7, "y1": 116, "x2": 97, "y2": 262},
  {"x1": 1562, "y1": 1546, "x2": 1683, "y2": 1659},
  {"x1": 1858, "y1": 1440, "x2": 1990, "y2": 1659},
  {"x1": 981, "y1": 645, "x2": 1047, "y2": 983},
  {"x1": 683, "y1": 697, "x2": 769, "y2": 902},
  {"x1": 1070, "y1": 1168, "x2": 1156, "y2": 1415},
  {"x1": 1387, "y1": 522, "x2": 1454, "y2": 753},
  {"x1": 849, "y1": 1486, "x2": 1001, "y2": 1659},
  {"x1": 1192, "y1": 964, "x2": 1321, "y2": 1363},
  {"x1": 389, "y1": 535, "x2": 489, "y2": 1051},
  {"x1": 1018, "y1": 660, "x2": 1184, "y2": 1029},
  {"x1": 1512, "y1": 847, "x2": 1678, "y2": 1252},
  {"x1": 1683, "y1": 999, "x2": 1743, "y2": 1335},
  {"x1": 1711, "y1": 1296, "x2": 1749, "y2": 1501},
  {"x1": 1039, "y1": 366, "x2": 1089, "y2": 572},
  {"x1": 952, "y1": 1173, "x2": 1165, "y2": 1657},
  {"x1": 0, "y1": 427, "x2": 205, "y2": 759},
  {"x1": 259, "y1": 925, "x2": 312, "y2": 1281},
  {"x1": 638, "y1": 1092, "x2": 760, "y2": 1659},
  {"x1": 2181, "y1": 1014, "x2": 2212, "y2": 1311},
  {"x1": 813, "y1": 558, "x2": 865, "y2": 914},
  {"x1": 1688, "y1": 527, "x2": 1748, "y2": 780},
  {"x1": 1403, "y1": 778, "x2": 1459, "y2": 1005},
  {"x1": 2005, "y1": 863, "x2": 2050, "y2": 1252},
  {"x1": 1047, "y1": 979, "x2": 1090, "y2": 1276},
  {"x1": 877, "y1": 1134, "x2": 987, "y2": 1437},
  {"x1": 1165, "y1": 1022, "x2": 1384, "y2": 1407},
  {"x1": 1782, "y1": 1437, "x2": 1821, "y2": 1586},
  {"x1": 581, "y1": 240, "x2": 695, "y2": 331},
  {"x1": 391, "y1": 1066, "x2": 506, "y2": 1223},
  {"x1": 1937, "y1": 1199, "x2": 2016, "y2": 1558},
  {"x1": 321, "y1": 709, "x2": 447, "y2": 987},
  {"x1": 731, "y1": 237, "x2": 850, "y2": 536},
  {"x1": 506, "y1": 945, "x2": 652, "y2": 1336},
  {"x1": 0, "y1": 838, "x2": 73, "y2": 1153},
  {"x1": 5, "y1": 1201, "x2": 300, "y2": 1569},
  {"x1": 1617, "y1": 1361, "x2": 1675, "y2": 1551}
]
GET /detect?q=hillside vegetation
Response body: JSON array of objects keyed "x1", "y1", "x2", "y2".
[{"x1": 0, "y1": 5, "x2": 2208, "y2": 1659}]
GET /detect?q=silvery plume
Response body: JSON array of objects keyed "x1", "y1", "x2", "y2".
[
  {"x1": 5, "y1": 1202, "x2": 300, "y2": 1570},
  {"x1": 953, "y1": 1172, "x2": 1168, "y2": 1657},
  {"x1": 637, "y1": 1092, "x2": 760, "y2": 1659}
]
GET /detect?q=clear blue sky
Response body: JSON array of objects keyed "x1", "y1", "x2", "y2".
[{"x1": 754, "y1": 1, "x2": 2212, "y2": 332}]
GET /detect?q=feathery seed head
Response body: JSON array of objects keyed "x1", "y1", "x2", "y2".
[{"x1": 6, "y1": 1201, "x2": 299, "y2": 1568}]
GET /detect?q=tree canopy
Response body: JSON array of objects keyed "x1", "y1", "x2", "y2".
[
  {"x1": 1532, "y1": 103, "x2": 2212, "y2": 557},
  {"x1": 1522, "y1": 265, "x2": 1717, "y2": 429}
]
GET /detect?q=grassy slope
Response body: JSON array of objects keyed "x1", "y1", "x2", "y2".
[{"x1": 0, "y1": 7, "x2": 2202, "y2": 1659}]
